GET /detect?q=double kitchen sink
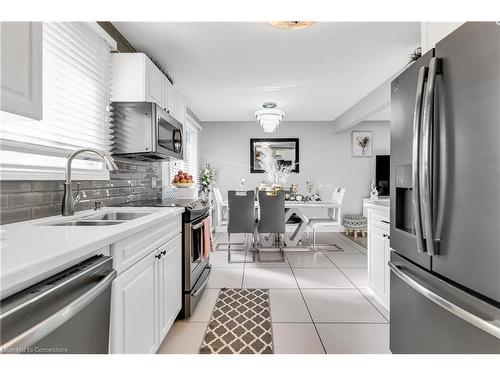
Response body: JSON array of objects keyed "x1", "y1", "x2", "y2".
[{"x1": 45, "y1": 211, "x2": 152, "y2": 226}]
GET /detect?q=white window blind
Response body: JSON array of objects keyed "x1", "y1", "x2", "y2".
[
  {"x1": 170, "y1": 118, "x2": 199, "y2": 185},
  {"x1": 0, "y1": 22, "x2": 113, "y2": 180}
]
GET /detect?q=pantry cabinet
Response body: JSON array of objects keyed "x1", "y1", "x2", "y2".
[
  {"x1": 1, "y1": 22, "x2": 43, "y2": 120},
  {"x1": 367, "y1": 204, "x2": 391, "y2": 310},
  {"x1": 111, "y1": 52, "x2": 187, "y2": 124}
]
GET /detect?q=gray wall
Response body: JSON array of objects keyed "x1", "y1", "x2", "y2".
[
  {"x1": 200, "y1": 121, "x2": 390, "y2": 216},
  {"x1": 0, "y1": 159, "x2": 162, "y2": 224}
]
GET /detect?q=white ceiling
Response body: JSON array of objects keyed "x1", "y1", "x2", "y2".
[{"x1": 113, "y1": 22, "x2": 420, "y2": 122}]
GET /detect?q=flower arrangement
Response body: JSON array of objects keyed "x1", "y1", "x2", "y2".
[
  {"x1": 201, "y1": 163, "x2": 217, "y2": 195},
  {"x1": 257, "y1": 149, "x2": 295, "y2": 187},
  {"x1": 356, "y1": 135, "x2": 370, "y2": 154}
]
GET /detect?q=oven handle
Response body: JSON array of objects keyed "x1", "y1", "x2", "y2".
[
  {"x1": 192, "y1": 221, "x2": 205, "y2": 230},
  {"x1": 191, "y1": 267, "x2": 212, "y2": 297}
]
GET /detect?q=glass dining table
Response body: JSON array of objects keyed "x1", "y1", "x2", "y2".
[{"x1": 222, "y1": 199, "x2": 341, "y2": 247}]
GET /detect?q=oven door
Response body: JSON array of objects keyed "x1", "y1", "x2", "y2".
[
  {"x1": 156, "y1": 106, "x2": 184, "y2": 159},
  {"x1": 184, "y1": 215, "x2": 210, "y2": 292}
]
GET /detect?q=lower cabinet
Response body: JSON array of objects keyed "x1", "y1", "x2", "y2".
[
  {"x1": 112, "y1": 250, "x2": 158, "y2": 354},
  {"x1": 111, "y1": 233, "x2": 182, "y2": 353},
  {"x1": 367, "y1": 208, "x2": 391, "y2": 310},
  {"x1": 158, "y1": 234, "x2": 182, "y2": 340}
]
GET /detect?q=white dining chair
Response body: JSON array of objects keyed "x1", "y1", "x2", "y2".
[
  {"x1": 213, "y1": 186, "x2": 228, "y2": 228},
  {"x1": 305, "y1": 187, "x2": 346, "y2": 250}
]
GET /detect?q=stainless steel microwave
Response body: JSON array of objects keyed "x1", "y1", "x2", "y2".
[{"x1": 111, "y1": 102, "x2": 183, "y2": 161}]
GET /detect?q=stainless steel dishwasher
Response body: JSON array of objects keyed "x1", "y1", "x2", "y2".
[{"x1": 0, "y1": 255, "x2": 116, "y2": 354}]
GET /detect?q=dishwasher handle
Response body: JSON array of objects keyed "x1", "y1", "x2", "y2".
[{"x1": 0, "y1": 269, "x2": 117, "y2": 352}]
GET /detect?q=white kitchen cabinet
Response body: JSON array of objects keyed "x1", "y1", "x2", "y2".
[
  {"x1": 367, "y1": 204, "x2": 391, "y2": 310},
  {"x1": 145, "y1": 57, "x2": 164, "y2": 106},
  {"x1": 1, "y1": 22, "x2": 43, "y2": 120},
  {"x1": 164, "y1": 78, "x2": 176, "y2": 115},
  {"x1": 158, "y1": 234, "x2": 182, "y2": 340},
  {"x1": 112, "y1": 52, "x2": 188, "y2": 125},
  {"x1": 110, "y1": 216, "x2": 183, "y2": 354},
  {"x1": 111, "y1": 250, "x2": 159, "y2": 354},
  {"x1": 111, "y1": 52, "x2": 165, "y2": 109},
  {"x1": 175, "y1": 94, "x2": 187, "y2": 125}
]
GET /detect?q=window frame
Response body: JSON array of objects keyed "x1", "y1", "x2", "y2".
[{"x1": 0, "y1": 22, "x2": 116, "y2": 181}]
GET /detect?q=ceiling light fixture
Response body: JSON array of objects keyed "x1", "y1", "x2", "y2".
[
  {"x1": 268, "y1": 21, "x2": 316, "y2": 30},
  {"x1": 255, "y1": 103, "x2": 285, "y2": 133}
]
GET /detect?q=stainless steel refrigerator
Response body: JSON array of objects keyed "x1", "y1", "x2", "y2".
[{"x1": 389, "y1": 22, "x2": 500, "y2": 353}]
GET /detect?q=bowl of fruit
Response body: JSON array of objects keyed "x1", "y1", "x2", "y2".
[{"x1": 171, "y1": 170, "x2": 194, "y2": 188}]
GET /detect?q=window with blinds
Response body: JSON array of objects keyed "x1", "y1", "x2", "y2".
[
  {"x1": 170, "y1": 118, "x2": 200, "y2": 186},
  {"x1": 0, "y1": 22, "x2": 114, "y2": 180}
]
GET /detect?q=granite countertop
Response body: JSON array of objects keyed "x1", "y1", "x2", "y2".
[{"x1": 0, "y1": 206, "x2": 184, "y2": 298}]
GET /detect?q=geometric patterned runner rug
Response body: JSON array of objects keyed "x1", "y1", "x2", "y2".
[{"x1": 199, "y1": 288, "x2": 273, "y2": 354}]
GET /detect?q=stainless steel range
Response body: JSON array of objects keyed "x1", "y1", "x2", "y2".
[{"x1": 116, "y1": 197, "x2": 211, "y2": 319}]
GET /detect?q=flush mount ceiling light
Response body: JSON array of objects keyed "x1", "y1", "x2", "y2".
[
  {"x1": 268, "y1": 21, "x2": 316, "y2": 30},
  {"x1": 255, "y1": 102, "x2": 285, "y2": 133}
]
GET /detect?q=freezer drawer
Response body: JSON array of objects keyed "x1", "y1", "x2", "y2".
[{"x1": 389, "y1": 252, "x2": 500, "y2": 353}]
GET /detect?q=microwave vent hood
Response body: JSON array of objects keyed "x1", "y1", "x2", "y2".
[{"x1": 111, "y1": 102, "x2": 184, "y2": 162}]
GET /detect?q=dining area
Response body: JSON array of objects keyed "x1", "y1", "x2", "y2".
[{"x1": 212, "y1": 185, "x2": 347, "y2": 263}]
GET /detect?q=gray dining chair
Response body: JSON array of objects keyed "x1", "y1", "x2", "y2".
[
  {"x1": 257, "y1": 190, "x2": 286, "y2": 261},
  {"x1": 227, "y1": 190, "x2": 256, "y2": 263}
]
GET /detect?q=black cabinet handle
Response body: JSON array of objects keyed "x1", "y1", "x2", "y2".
[
  {"x1": 381, "y1": 220, "x2": 390, "y2": 225},
  {"x1": 161, "y1": 250, "x2": 167, "y2": 256},
  {"x1": 155, "y1": 254, "x2": 162, "y2": 260}
]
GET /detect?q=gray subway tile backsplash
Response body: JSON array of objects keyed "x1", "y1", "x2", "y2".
[
  {"x1": 0, "y1": 160, "x2": 163, "y2": 225},
  {"x1": 9, "y1": 192, "x2": 51, "y2": 209},
  {"x1": 0, "y1": 181, "x2": 32, "y2": 193},
  {"x1": 0, "y1": 207, "x2": 32, "y2": 223}
]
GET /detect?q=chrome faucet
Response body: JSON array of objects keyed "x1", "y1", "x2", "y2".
[{"x1": 62, "y1": 148, "x2": 119, "y2": 216}]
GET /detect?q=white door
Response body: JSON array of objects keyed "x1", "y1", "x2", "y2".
[
  {"x1": 112, "y1": 251, "x2": 159, "y2": 354},
  {"x1": 145, "y1": 59, "x2": 164, "y2": 107},
  {"x1": 158, "y1": 234, "x2": 182, "y2": 341},
  {"x1": 1, "y1": 22, "x2": 42, "y2": 120}
]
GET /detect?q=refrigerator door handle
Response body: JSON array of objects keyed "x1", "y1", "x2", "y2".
[
  {"x1": 412, "y1": 66, "x2": 428, "y2": 253},
  {"x1": 434, "y1": 62, "x2": 447, "y2": 245},
  {"x1": 420, "y1": 57, "x2": 440, "y2": 256},
  {"x1": 389, "y1": 261, "x2": 500, "y2": 340}
]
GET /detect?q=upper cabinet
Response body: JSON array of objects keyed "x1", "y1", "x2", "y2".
[
  {"x1": 111, "y1": 52, "x2": 186, "y2": 125},
  {"x1": 1, "y1": 22, "x2": 43, "y2": 120}
]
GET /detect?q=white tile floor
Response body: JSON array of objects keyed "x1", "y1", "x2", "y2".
[{"x1": 157, "y1": 232, "x2": 390, "y2": 354}]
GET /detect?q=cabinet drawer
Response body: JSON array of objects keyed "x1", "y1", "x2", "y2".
[
  {"x1": 112, "y1": 215, "x2": 181, "y2": 274},
  {"x1": 370, "y1": 211, "x2": 390, "y2": 232}
]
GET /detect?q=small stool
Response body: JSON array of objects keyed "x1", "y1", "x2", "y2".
[{"x1": 343, "y1": 215, "x2": 367, "y2": 238}]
